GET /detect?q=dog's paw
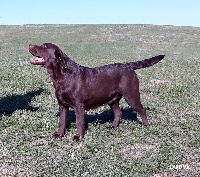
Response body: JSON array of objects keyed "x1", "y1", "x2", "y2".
[
  {"x1": 108, "y1": 122, "x2": 121, "y2": 129},
  {"x1": 142, "y1": 120, "x2": 149, "y2": 126},
  {"x1": 108, "y1": 125, "x2": 114, "y2": 129},
  {"x1": 72, "y1": 134, "x2": 83, "y2": 142},
  {"x1": 108, "y1": 125, "x2": 117, "y2": 129},
  {"x1": 53, "y1": 132, "x2": 64, "y2": 139}
]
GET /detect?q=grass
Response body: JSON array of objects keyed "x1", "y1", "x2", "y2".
[{"x1": 0, "y1": 24, "x2": 199, "y2": 176}]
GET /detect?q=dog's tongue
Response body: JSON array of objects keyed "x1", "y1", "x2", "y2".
[{"x1": 30, "y1": 57, "x2": 45, "y2": 65}]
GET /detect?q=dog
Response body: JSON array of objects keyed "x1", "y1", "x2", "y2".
[{"x1": 29, "y1": 43, "x2": 165, "y2": 141}]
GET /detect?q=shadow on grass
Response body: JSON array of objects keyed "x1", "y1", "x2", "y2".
[
  {"x1": 65, "y1": 107, "x2": 141, "y2": 130},
  {"x1": 0, "y1": 88, "x2": 44, "y2": 117}
]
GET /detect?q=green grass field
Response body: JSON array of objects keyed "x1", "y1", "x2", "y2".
[{"x1": 0, "y1": 24, "x2": 199, "y2": 176}]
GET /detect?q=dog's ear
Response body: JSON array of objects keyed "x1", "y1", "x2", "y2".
[{"x1": 55, "y1": 48, "x2": 67, "y2": 69}]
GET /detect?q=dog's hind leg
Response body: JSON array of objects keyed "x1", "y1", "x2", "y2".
[
  {"x1": 123, "y1": 92, "x2": 149, "y2": 126},
  {"x1": 108, "y1": 96, "x2": 122, "y2": 128}
]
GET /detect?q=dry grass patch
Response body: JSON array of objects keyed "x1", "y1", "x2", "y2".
[
  {"x1": 147, "y1": 79, "x2": 171, "y2": 88},
  {"x1": 121, "y1": 143, "x2": 157, "y2": 159},
  {"x1": 0, "y1": 164, "x2": 34, "y2": 177}
]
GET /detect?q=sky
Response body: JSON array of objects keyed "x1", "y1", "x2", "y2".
[{"x1": 1, "y1": 0, "x2": 200, "y2": 27}]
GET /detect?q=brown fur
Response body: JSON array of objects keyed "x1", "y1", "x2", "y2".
[{"x1": 29, "y1": 43, "x2": 165, "y2": 141}]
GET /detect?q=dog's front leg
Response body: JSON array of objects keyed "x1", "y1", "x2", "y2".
[
  {"x1": 73, "y1": 105, "x2": 85, "y2": 141},
  {"x1": 53, "y1": 104, "x2": 69, "y2": 138}
]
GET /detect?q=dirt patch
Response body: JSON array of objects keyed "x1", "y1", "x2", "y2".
[
  {"x1": 0, "y1": 164, "x2": 34, "y2": 176},
  {"x1": 121, "y1": 143, "x2": 157, "y2": 159},
  {"x1": 147, "y1": 79, "x2": 171, "y2": 88}
]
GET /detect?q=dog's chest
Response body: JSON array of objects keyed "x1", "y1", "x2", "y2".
[{"x1": 54, "y1": 84, "x2": 75, "y2": 107}]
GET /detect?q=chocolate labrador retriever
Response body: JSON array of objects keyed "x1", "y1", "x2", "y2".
[{"x1": 29, "y1": 43, "x2": 165, "y2": 141}]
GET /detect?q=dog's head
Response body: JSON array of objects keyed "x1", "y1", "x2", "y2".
[{"x1": 29, "y1": 43, "x2": 67, "y2": 68}]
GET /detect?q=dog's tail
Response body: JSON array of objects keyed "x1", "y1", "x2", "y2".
[{"x1": 128, "y1": 55, "x2": 165, "y2": 70}]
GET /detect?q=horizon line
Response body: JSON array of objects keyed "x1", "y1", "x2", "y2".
[{"x1": 0, "y1": 23, "x2": 200, "y2": 28}]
